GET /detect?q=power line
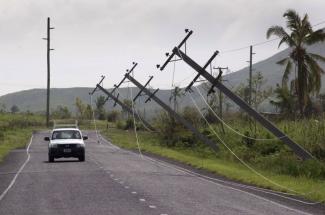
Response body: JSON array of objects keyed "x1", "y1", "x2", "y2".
[{"x1": 220, "y1": 19, "x2": 325, "y2": 54}]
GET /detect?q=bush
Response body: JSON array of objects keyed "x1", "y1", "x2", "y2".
[
  {"x1": 124, "y1": 118, "x2": 134, "y2": 130},
  {"x1": 116, "y1": 120, "x2": 125, "y2": 130},
  {"x1": 107, "y1": 111, "x2": 120, "y2": 122}
]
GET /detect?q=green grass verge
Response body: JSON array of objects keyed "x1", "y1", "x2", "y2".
[
  {"x1": 0, "y1": 128, "x2": 34, "y2": 162},
  {"x1": 101, "y1": 127, "x2": 325, "y2": 203}
]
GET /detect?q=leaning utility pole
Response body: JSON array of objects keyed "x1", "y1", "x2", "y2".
[
  {"x1": 43, "y1": 17, "x2": 54, "y2": 127},
  {"x1": 125, "y1": 73, "x2": 219, "y2": 152},
  {"x1": 158, "y1": 29, "x2": 313, "y2": 160},
  {"x1": 172, "y1": 48, "x2": 313, "y2": 160},
  {"x1": 90, "y1": 74, "x2": 156, "y2": 131},
  {"x1": 96, "y1": 84, "x2": 156, "y2": 132}
]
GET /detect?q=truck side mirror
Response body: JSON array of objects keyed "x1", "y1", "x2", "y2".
[
  {"x1": 44, "y1": 137, "x2": 50, "y2": 141},
  {"x1": 83, "y1": 136, "x2": 88, "y2": 140}
]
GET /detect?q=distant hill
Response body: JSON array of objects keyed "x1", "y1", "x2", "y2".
[
  {"x1": 0, "y1": 87, "x2": 207, "y2": 118},
  {"x1": 1, "y1": 40, "x2": 325, "y2": 115}
]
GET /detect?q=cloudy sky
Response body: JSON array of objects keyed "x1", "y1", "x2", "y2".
[{"x1": 0, "y1": 0, "x2": 325, "y2": 96}]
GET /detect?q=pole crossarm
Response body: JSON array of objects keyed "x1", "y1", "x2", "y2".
[
  {"x1": 133, "y1": 76, "x2": 153, "y2": 102},
  {"x1": 90, "y1": 75, "x2": 105, "y2": 95},
  {"x1": 111, "y1": 62, "x2": 138, "y2": 95},
  {"x1": 185, "y1": 51, "x2": 219, "y2": 92},
  {"x1": 145, "y1": 88, "x2": 159, "y2": 103},
  {"x1": 158, "y1": 29, "x2": 193, "y2": 71},
  {"x1": 124, "y1": 73, "x2": 219, "y2": 152},
  {"x1": 207, "y1": 68, "x2": 223, "y2": 95},
  {"x1": 96, "y1": 84, "x2": 156, "y2": 132},
  {"x1": 173, "y1": 48, "x2": 313, "y2": 160}
]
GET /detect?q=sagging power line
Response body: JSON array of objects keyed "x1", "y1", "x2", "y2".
[{"x1": 158, "y1": 29, "x2": 313, "y2": 161}]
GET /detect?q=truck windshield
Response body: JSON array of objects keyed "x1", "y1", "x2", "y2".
[{"x1": 52, "y1": 130, "x2": 82, "y2": 140}]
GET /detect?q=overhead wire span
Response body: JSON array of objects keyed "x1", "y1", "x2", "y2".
[
  {"x1": 195, "y1": 85, "x2": 287, "y2": 141},
  {"x1": 90, "y1": 94, "x2": 101, "y2": 144},
  {"x1": 129, "y1": 77, "x2": 143, "y2": 158},
  {"x1": 114, "y1": 87, "x2": 154, "y2": 133},
  {"x1": 188, "y1": 93, "x2": 323, "y2": 203},
  {"x1": 134, "y1": 108, "x2": 155, "y2": 133},
  {"x1": 219, "y1": 19, "x2": 325, "y2": 54}
]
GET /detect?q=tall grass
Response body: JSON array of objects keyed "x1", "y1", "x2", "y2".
[{"x1": 0, "y1": 113, "x2": 44, "y2": 161}]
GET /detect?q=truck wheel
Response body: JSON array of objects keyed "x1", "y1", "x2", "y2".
[
  {"x1": 49, "y1": 154, "x2": 54, "y2": 163},
  {"x1": 79, "y1": 154, "x2": 85, "y2": 162}
]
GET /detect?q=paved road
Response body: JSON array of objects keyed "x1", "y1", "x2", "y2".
[{"x1": 0, "y1": 131, "x2": 323, "y2": 215}]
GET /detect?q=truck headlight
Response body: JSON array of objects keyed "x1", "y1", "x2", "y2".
[{"x1": 76, "y1": 144, "x2": 84, "y2": 148}]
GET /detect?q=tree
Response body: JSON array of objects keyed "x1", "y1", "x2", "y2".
[
  {"x1": 52, "y1": 105, "x2": 71, "y2": 119},
  {"x1": 267, "y1": 9, "x2": 325, "y2": 116},
  {"x1": 0, "y1": 103, "x2": 6, "y2": 113},
  {"x1": 251, "y1": 71, "x2": 273, "y2": 111},
  {"x1": 107, "y1": 110, "x2": 120, "y2": 122},
  {"x1": 84, "y1": 104, "x2": 93, "y2": 120},
  {"x1": 10, "y1": 105, "x2": 19, "y2": 114},
  {"x1": 270, "y1": 84, "x2": 297, "y2": 115},
  {"x1": 75, "y1": 97, "x2": 86, "y2": 119},
  {"x1": 95, "y1": 95, "x2": 107, "y2": 120},
  {"x1": 182, "y1": 106, "x2": 201, "y2": 128},
  {"x1": 169, "y1": 86, "x2": 184, "y2": 112},
  {"x1": 122, "y1": 99, "x2": 132, "y2": 119}
]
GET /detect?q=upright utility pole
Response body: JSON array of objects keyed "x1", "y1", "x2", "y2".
[
  {"x1": 249, "y1": 45, "x2": 254, "y2": 106},
  {"x1": 43, "y1": 17, "x2": 54, "y2": 127}
]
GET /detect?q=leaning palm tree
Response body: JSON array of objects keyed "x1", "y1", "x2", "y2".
[{"x1": 267, "y1": 9, "x2": 325, "y2": 116}]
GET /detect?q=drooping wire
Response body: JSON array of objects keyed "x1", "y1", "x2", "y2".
[
  {"x1": 129, "y1": 73, "x2": 143, "y2": 158},
  {"x1": 114, "y1": 87, "x2": 154, "y2": 133},
  {"x1": 188, "y1": 93, "x2": 323, "y2": 202},
  {"x1": 90, "y1": 94, "x2": 101, "y2": 144},
  {"x1": 195, "y1": 86, "x2": 287, "y2": 141}
]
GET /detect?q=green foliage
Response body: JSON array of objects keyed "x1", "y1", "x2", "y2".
[
  {"x1": 0, "y1": 113, "x2": 45, "y2": 162},
  {"x1": 154, "y1": 111, "x2": 182, "y2": 147},
  {"x1": 101, "y1": 127, "x2": 325, "y2": 202},
  {"x1": 270, "y1": 84, "x2": 297, "y2": 115},
  {"x1": 182, "y1": 106, "x2": 202, "y2": 128},
  {"x1": 10, "y1": 105, "x2": 19, "y2": 114},
  {"x1": 107, "y1": 110, "x2": 120, "y2": 122},
  {"x1": 51, "y1": 105, "x2": 71, "y2": 119},
  {"x1": 169, "y1": 86, "x2": 184, "y2": 112},
  {"x1": 75, "y1": 97, "x2": 86, "y2": 119},
  {"x1": 84, "y1": 104, "x2": 93, "y2": 120},
  {"x1": 267, "y1": 9, "x2": 325, "y2": 116},
  {"x1": 124, "y1": 118, "x2": 134, "y2": 130},
  {"x1": 95, "y1": 95, "x2": 106, "y2": 120}
]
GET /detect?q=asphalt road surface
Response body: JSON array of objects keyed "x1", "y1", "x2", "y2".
[{"x1": 0, "y1": 131, "x2": 324, "y2": 215}]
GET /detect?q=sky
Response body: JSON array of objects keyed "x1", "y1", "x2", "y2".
[{"x1": 0, "y1": 0, "x2": 325, "y2": 96}]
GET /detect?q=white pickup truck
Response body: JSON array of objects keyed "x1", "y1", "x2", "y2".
[{"x1": 44, "y1": 128, "x2": 87, "y2": 162}]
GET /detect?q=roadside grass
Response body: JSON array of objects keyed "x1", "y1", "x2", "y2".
[
  {"x1": 100, "y1": 127, "x2": 325, "y2": 203},
  {"x1": 0, "y1": 113, "x2": 45, "y2": 162},
  {"x1": 0, "y1": 129, "x2": 35, "y2": 162}
]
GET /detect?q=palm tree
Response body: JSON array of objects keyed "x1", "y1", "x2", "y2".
[
  {"x1": 267, "y1": 9, "x2": 325, "y2": 116},
  {"x1": 169, "y1": 86, "x2": 184, "y2": 112}
]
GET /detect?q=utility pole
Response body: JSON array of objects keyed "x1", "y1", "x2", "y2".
[
  {"x1": 171, "y1": 47, "x2": 313, "y2": 160},
  {"x1": 96, "y1": 84, "x2": 156, "y2": 131},
  {"x1": 125, "y1": 73, "x2": 219, "y2": 152},
  {"x1": 248, "y1": 46, "x2": 255, "y2": 133},
  {"x1": 43, "y1": 17, "x2": 54, "y2": 127},
  {"x1": 248, "y1": 46, "x2": 255, "y2": 106},
  {"x1": 248, "y1": 45, "x2": 254, "y2": 106}
]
